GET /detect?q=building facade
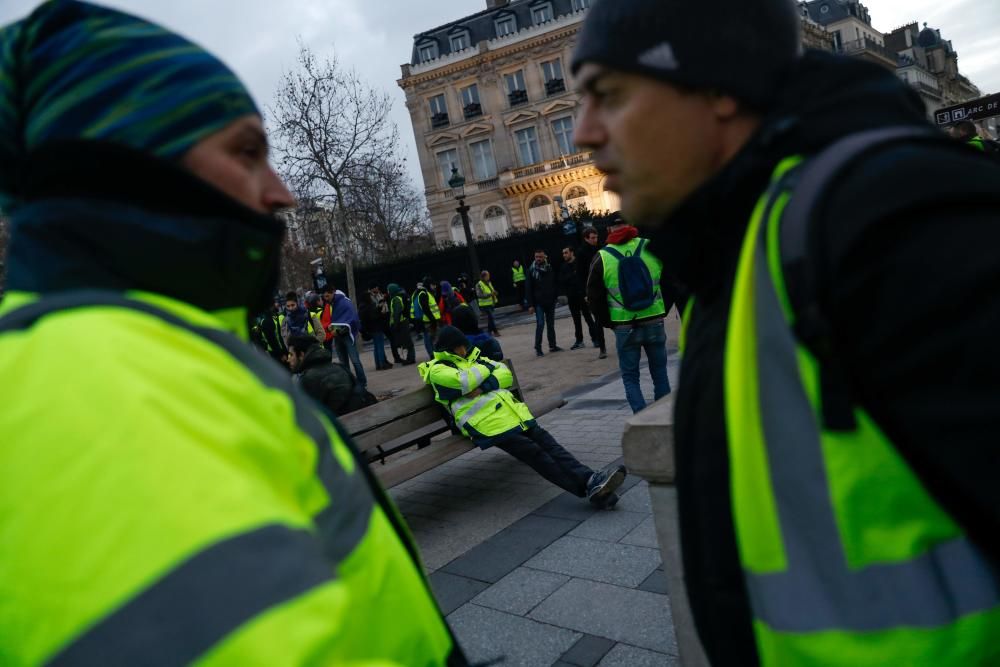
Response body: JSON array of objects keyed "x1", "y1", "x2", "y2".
[
  {"x1": 886, "y1": 22, "x2": 981, "y2": 113},
  {"x1": 398, "y1": 0, "x2": 610, "y2": 245}
]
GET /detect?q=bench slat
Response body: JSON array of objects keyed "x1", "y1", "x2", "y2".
[
  {"x1": 340, "y1": 385, "x2": 436, "y2": 435},
  {"x1": 372, "y1": 436, "x2": 476, "y2": 488},
  {"x1": 353, "y1": 406, "x2": 446, "y2": 454}
]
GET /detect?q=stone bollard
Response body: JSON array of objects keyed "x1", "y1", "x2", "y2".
[{"x1": 622, "y1": 395, "x2": 711, "y2": 667}]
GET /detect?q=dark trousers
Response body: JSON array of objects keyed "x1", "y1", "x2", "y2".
[
  {"x1": 534, "y1": 303, "x2": 557, "y2": 350},
  {"x1": 515, "y1": 281, "x2": 526, "y2": 309},
  {"x1": 568, "y1": 296, "x2": 601, "y2": 347},
  {"x1": 494, "y1": 425, "x2": 594, "y2": 497},
  {"x1": 390, "y1": 324, "x2": 414, "y2": 363}
]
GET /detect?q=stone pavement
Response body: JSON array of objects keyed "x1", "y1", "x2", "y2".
[{"x1": 388, "y1": 350, "x2": 683, "y2": 666}]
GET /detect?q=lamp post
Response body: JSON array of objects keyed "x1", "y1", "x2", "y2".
[{"x1": 448, "y1": 167, "x2": 481, "y2": 279}]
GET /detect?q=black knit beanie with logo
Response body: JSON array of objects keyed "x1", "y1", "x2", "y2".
[{"x1": 571, "y1": 0, "x2": 802, "y2": 110}]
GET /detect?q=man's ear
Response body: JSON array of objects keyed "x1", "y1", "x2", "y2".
[{"x1": 709, "y1": 93, "x2": 742, "y2": 122}]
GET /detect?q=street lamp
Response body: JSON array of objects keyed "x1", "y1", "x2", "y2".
[{"x1": 448, "y1": 167, "x2": 481, "y2": 279}]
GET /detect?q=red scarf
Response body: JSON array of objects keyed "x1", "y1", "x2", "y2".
[{"x1": 606, "y1": 225, "x2": 639, "y2": 245}]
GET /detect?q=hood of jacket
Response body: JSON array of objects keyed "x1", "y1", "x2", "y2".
[
  {"x1": 299, "y1": 345, "x2": 333, "y2": 372},
  {"x1": 329, "y1": 293, "x2": 361, "y2": 334},
  {"x1": 646, "y1": 50, "x2": 931, "y2": 295}
]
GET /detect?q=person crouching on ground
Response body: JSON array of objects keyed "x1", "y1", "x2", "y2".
[
  {"x1": 419, "y1": 326, "x2": 626, "y2": 508},
  {"x1": 452, "y1": 302, "x2": 503, "y2": 362},
  {"x1": 287, "y1": 335, "x2": 370, "y2": 416}
]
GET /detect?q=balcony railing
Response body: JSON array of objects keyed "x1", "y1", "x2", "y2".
[
  {"x1": 511, "y1": 152, "x2": 592, "y2": 180},
  {"x1": 508, "y1": 89, "x2": 528, "y2": 107},
  {"x1": 837, "y1": 37, "x2": 896, "y2": 65},
  {"x1": 463, "y1": 103, "x2": 483, "y2": 120},
  {"x1": 513, "y1": 164, "x2": 547, "y2": 179},
  {"x1": 430, "y1": 112, "x2": 450, "y2": 129},
  {"x1": 545, "y1": 78, "x2": 566, "y2": 96},
  {"x1": 476, "y1": 177, "x2": 500, "y2": 192}
]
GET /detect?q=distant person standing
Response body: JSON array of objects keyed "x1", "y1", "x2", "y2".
[
  {"x1": 587, "y1": 214, "x2": 670, "y2": 413},
  {"x1": 525, "y1": 249, "x2": 562, "y2": 357},
  {"x1": 359, "y1": 291, "x2": 392, "y2": 371},
  {"x1": 559, "y1": 246, "x2": 603, "y2": 354},
  {"x1": 257, "y1": 299, "x2": 288, "y2": 364},
  {"x1": 281, "y1": 291, "x2": 324, "y2": 345},
  {"x1": 327, "y1": 289, "x2": 367, "y2": 389},
  {"x1": 511, "y1": 259, "x2": 527, "y2": 310},
  {"x1": 411, "y1": 278, "x2": 441, "y2": 359},
  {"x1": 577, "y1": 227, "x2": 607, "y2": 358},
  {"x1": 387, "y1": 283, "x2": 415, "y2": 366},
  {"x1": 950, "y1": 120, "x2": 1000, "y2": 154},
  {"x1": 438, "y1": 280, "x2": 466, "y2": 326},
  {"x1": 475, "y1": 270, "x2": 501, "y2": 336},
  {"x1": 457, "y1": 273, "x2": 480, "y2": 320}
]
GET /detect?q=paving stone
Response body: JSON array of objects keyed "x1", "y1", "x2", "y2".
[
  {"x1": 598, "y1": 643, "x2": 678, "y2": 666},
  {"x1": 441, "y1": 514, "x2": 580, "y2": 583},
  {"x1": 448, "y1": 604, "x2": 581, "y2": 667},
  {"x1": 525, "y1": 536, "x2": 661, "y2": 588},
  {"x1": 620, "y1": 516, "x2": 659, "y2": 548},
  {"x1": 471, "y1": 567, "x2": 570, "y2": 616},
  {"x1": 616, "y1": 485, "x2": 652, "y2": 513},
  {"x1": 559, "y1": 634, "x2": 616, "y2": 667},
  {"x1": 569, "y1": 509, "x2": 647, "y2": 543},
  {"x1": 530, "y1": 579, "x2": 677, "y2": 654},
  {"x1": 637, "y1": 568, "x2": 669, "y2": 596},
  {"x1": 532, "y1": 492, "x2": 601, "y2": 521},
  {"x1": 429, "y1": 571, "x2": 490, "y2": 616}
]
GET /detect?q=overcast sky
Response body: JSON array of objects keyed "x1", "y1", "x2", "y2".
[{"x1": 2, "y1": 0, "x2": 998, "y2": 191}]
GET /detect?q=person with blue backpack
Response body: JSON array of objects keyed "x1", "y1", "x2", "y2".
[{"x1": 587, "y1": 213, "x2": 671, "y2": 413}]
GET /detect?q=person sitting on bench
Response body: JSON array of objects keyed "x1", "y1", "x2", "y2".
[{"x1": 419, "y1": 326, "x2": 626, "y2": 508}]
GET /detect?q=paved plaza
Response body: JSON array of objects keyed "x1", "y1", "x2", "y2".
[{"x1": 387, "y1": 353, "x2": 683, "y2": 666}]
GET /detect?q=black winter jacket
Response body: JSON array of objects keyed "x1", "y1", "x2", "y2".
[
  {"x1": 646, "y1": 51, "x2": 1000, "y2": 666},
  {"x1": 557, "y1": 259, "x2": 585, "y2": 300},
  {"x1": 297, "y1": 347, "x2": 365, "y2": 416},
  {"x1": 524, "y1": 261, "x2": 557, "y2": 307}
]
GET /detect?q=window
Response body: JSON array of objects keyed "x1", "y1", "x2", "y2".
[
  {"x1": 542, "y1": 58, "x2": 565, "y2": 95},
  {"x1": 531, "y1": 3, "x2": 554, "y2": 24},
  {"x1": 418, "y1": 42, "x2": 438, "y2": 63},
  {"x1": 528, "y1": 195, "x2": 552, "y2": 227},
  {"x1": 602, "y1": 180, "x2": 621, "y2": 212},
  {"x1": 571, "y1": 0, "x2": 590, "y2": 10},
  {"x1": 495, "y1": 15, "x2": 517, "y2": 37},
  {"x1": 437, "y1": 148, "x2": 459, "y2": 187},
  {"x1": 551, "y1": 116, "x2": 575, "y2": 155},
  {"x1": 514, "y1": 127, "x2": 541, "y2": 166},
  {"x1": 450, "y1": 32, "x2": 470, "y2": 52},
  {"x1": 429, "y1": 94, "x2": 449, "y2": 128},
  {"x1": 505, "y1": 70, "x2": 528, "y2": 107},
  {"x1": 461, "y1": 84, "x2": 482, "y2": 119},
  {"x1": 565, "y1": 185, "x2": 589, "y2": 211},
  {"x1": 469, "y1": 140, "x2": 497, "y2": 181},
  {"x1": 483, "y1": 206, "x2": 509, "y2": 237}
]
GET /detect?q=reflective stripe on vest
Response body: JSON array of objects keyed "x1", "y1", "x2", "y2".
[
  {"x1": 477, "y1": 281, "x2": 496, "y2": 307},
  {"x1": 512, "y1": 266, "x2": 525, "y2": 283},
  {"x1": 724, "y1": 156, "x2": 1000, "y2": 665},
  {"x1": 599, "y1": 238, "x2": 665, "y2": 323}
]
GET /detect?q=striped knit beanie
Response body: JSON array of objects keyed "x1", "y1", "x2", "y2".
[
  {"x1": 0, "y1": 0, "x2": 258, "y2": 208},
  {"x1": 571, "y1": 0, "x2": 802, "y2": 110}
]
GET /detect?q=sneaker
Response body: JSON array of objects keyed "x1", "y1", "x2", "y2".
[
  {"x1": 591, "y1": 492, "x2": 620, "y2": 510},
  {"x1": 598, "y1": 350, "x2": 608, "y2": 360},
  {"x1": 570, "y1": 341, "x2": 585, "y2": 350},
  {"x1": 549, "y1": 346, "x2": 564, "y2": 352},
  {"x1": 536, "y1": 348, "x2": 544, "y2": 357},
  {"x1": 587, "y1": 464, "x2": 627, "y2": 505}
]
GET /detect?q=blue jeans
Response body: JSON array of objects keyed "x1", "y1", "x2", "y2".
[
  {"x1": 481, "y1": 306, "x2": 498, "y2": 334},
  {"x1": 534, "y1": 303, "x2": 557, "y2": 350},
  {"x1": 614, "y1": 320, "x2": 671, "y2": 413},
  {"x1": 372, "y1": 331, "x2": 388, "y2": 368},
  {"x1": 335, "y1": 335, "x2": 368, "y2": 389}
]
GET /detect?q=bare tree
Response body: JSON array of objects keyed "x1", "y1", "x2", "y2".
[
  {"x1": 270, "y1": 45, "x2": 398, "y2": 303},
  {"x1": 345, "y1": 157, "x2": 433, "y2": 261}
]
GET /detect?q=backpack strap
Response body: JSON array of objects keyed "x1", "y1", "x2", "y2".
[
  {"x1": 778, "y1": 126, "x2": 936, "y2": 430},
  {"x1": 601, "y1": 245, "x2": 625, "y2": 261}
]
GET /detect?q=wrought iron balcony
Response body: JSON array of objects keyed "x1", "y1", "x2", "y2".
[
  {"x1": 508, "y1": 89, "x2": 528, "y2": 107},
  {"x1": 463, "y1": 103, "x2": 483, "y2": 120},
  {"x1": 430, "y1": 112, "x2": 450, "y2": 129},
  {"x1": 545, "y1": 78, "x2": 566, "y2": 96}
]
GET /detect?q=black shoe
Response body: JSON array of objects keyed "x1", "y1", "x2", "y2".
[
  {"x1": 591, "y1": 492, "x2": 620, "y2": 510},
  {"x1": 571, "y1": 341, "x2": 585, "y2": 350},
  {"x1": 549, "y1": 346, "x2": 563, "y2": 352},
  {"x1": 592, "y1": 341, "x2": 601, "y2": 348},
  {"x1": 536, "y1": 348, "x2": 544, "y2": 357},
  {"x1": 598, "y1": 350, "x2": 608, "y2": 360},
  {"x1": 402, "y1": 359, "x2": 416, "y2": 366},
  {"x1": 587, "y1": 464, "x2": 627, "y2": 505},
  {"x1": 383, "y1": 362, "x2": 394, "y2": 369}
]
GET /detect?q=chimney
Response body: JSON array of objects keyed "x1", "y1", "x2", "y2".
[{"x1": 486, "y1": 0, "x2": 510, "y2": 8}]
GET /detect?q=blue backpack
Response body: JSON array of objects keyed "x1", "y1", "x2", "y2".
[
  {"x1": 603, "y1": 239, "x2": 656, "y2": 311},
  {"x1": 412, "y1": 292, "x2": 424, "y2": 320}
]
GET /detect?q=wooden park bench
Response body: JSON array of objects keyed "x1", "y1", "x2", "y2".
[{"x1": 339, "y1": 361, "x2": 561, "y2": 488}]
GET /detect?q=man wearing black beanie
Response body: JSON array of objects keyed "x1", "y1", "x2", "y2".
[{"x1": 573, "y1": 0, "x2": 1000, "y2": 665}]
